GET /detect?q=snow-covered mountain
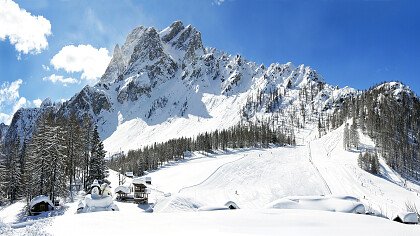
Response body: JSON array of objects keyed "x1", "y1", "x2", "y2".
[
  {"x1": 54, "y1": 21, "x2": 359, "y2": 153},
  {"x1": 0, "y1": 21, "x2": 416, "y2": 154}
]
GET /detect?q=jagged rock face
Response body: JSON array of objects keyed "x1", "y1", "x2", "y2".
[{"x1": 59, "y1": 86, "x2": 111, "y2": 120}]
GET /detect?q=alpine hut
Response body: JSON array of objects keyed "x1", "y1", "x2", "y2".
[{"x1": 29, "y1": 195, "x2": 55, "y2": 216}]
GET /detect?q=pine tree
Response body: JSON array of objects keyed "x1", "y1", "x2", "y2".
[
  {"x1": 25, "y1": 114, "x2": 51, "y2": 198},
  {"x1": 88, "y1": 125, "x2": 107, "y2": 185},
  {"x1": 62, "y1": 113, "x2": 84, "y2": 199},
  {"x1": 47, "y1": 121, "x2": 68, "y2": 201}
]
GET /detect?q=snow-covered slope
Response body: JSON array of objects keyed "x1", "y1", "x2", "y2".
[
  {"x1": 2, "y1": 125, "x2": 420, "y2": 234},
  {"x1": 309, "y1": 123, "x2": 420, "y2": 219}
]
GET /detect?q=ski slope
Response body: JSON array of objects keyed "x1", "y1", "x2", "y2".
[
  {"x1": 2, "y1": 126, "x2": 420, "y2": 235},
  {"x1": 176, "y1": 146, "x2": 328, "y2": 209}
]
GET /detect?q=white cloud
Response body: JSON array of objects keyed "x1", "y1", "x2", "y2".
[
  {"x1": 0, "y1": 0, "x2": 51, "y2": 54},
  {"x1": 43, "y1": 74, "x2": 79, "y2": 86},
  {"x1": 0, "y1": 79, "x2": 22, "y2": 104},
  {"x1": 50, "y1": 44, "x2": 111, "y2": 81},
  {"x1": 0, "y1": 79, "x2": 33, "y2": 124},
  {"x1": 32, "y1": 98, "x2": 42, "y2": 108},
  {"x1": 12, "y1": 96, "x2": 28, "y2": 114}
]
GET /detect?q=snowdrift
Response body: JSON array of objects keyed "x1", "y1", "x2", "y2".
[
  {"x1": 266, "y1": 195, "x2": 365, "y2": 214},
  {"x1": 153, "y1": 195, "x2": 205, "y2": 213}
]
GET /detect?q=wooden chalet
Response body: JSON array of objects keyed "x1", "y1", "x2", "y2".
[{"x1": 132, "y1": 177, "x2": 151, "y2": 204}]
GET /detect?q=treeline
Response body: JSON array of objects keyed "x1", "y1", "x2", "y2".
[
  {"x1": 108, "y1": 121, "x2": 294, "y2": 176},
  {"x1": 0, "y1": 112, "x2": 107, "y2": 203},
  {"x1": 332, "y1": 82, "x2": 420, "y2": 180}
]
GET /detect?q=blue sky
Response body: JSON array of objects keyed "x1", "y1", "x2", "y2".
[{"x1": 0, "y1": 0, "x2": 419, "y2": 124}]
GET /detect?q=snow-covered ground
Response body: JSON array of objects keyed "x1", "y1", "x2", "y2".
[{"x1": 1, "y1": 125, "x2": 420, "y2": 235}]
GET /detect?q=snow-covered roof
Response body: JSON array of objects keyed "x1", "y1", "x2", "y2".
[
  {"x1": 29, "y1": 195, "x2": 54, "y2": 209},
  {"x1": 132, "y1": 176, "x2": 151, "y2": 185},
  {"x1": 115, "y1": 185, "x2": 131, "y2": 194},
  {"x1": 394, "y1": 212, "x2": 419, "y2": 224}
]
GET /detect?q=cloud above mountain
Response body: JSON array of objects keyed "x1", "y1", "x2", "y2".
[
  {"x1": 0, "y1": 0, "x2": 51, "y2": 55},
  {"x1": 42, "y1": 74, "x2": 79, "y2": 86},
  {"x1": 50, "y1": 44, "x2": 111, "y2": 81},
  {"x1": 0, "y1": 79, "x2": 34, "y2": 124}
]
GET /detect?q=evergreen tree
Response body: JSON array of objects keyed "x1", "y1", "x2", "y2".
[{"x1": 88, "y1": 125, "x2": 107, "y2": 185}]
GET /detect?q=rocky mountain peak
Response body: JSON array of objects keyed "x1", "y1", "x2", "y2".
[
  {"x1": 160, "y1": 20, "x2": 185, "y2": 43},
  {"x1": 101, "y1": 44, "x2": 124, "y2": 84}
]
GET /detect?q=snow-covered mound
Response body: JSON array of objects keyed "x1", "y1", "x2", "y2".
[
  {"x1": 266, "y1": 195, "x2": 365, "y2": 214},
  {"x1": 77, "y1": 195, "x2": 119, "y2": 213},
  {"x1": 153, "y1": 195, "x2": 205, "y2": 213}
]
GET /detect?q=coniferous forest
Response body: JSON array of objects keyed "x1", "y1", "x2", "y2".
[{"x1": 0, "y1": 112, "x2": 107, "y2": 203}]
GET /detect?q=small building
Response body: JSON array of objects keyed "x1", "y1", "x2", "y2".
[
  {"x1": 132, "y1": 177, "x2": 151, "y2": 204},
  {"x1": 115, "y1": 185, "x2": 131, "y2": 201},
  {"x1": 29, "y1": 195, "x2": 55, "y2": 216}
]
